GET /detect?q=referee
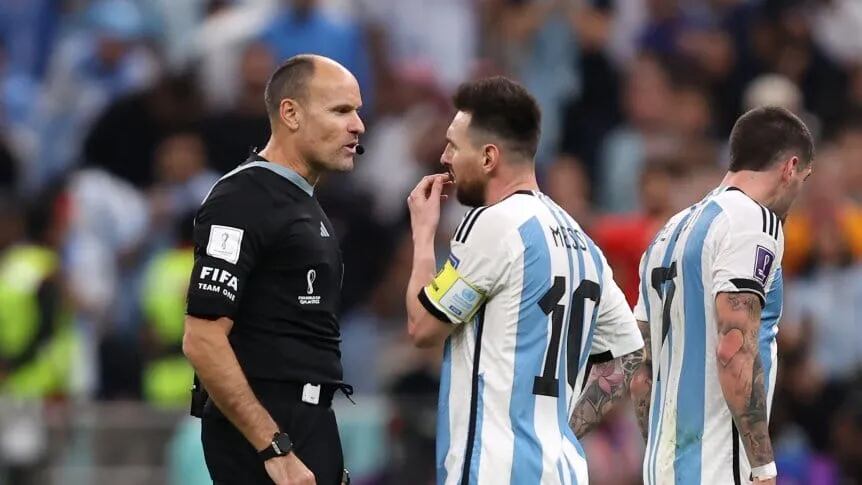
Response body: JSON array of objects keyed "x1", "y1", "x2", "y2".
[{"x1": 182, "y1": 54, "x2": 364, "y2": 485}]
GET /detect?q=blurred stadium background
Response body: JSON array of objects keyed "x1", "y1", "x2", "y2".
[{"x1": 0, "y1": 0, "x2": 861, "y2": 483}]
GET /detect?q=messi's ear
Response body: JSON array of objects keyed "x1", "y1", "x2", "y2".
[{"x1": 482, "y1": 144, "x2": 501, "y2": 173}]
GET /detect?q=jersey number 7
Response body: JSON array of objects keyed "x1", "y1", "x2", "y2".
[
  {"x1": 650, "y1": 262, "x2": 677, "y2": 382},
  {"x1": 533, "y1": 276, "x2": 600, "y2": 397}
]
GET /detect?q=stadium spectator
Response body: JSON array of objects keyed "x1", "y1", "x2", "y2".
[
  {"x1": 260, "y1": 0, "x2": 373, "y2": 117},
  {"x1": 201, "y1": 42, "x2": 273, "y2": 175},
  {"x1": 597, "y1": 53, "x2": 673, "y2": 213},
  {"x1": 30, "y1": 0, "x2": 158, "y2": 192}
]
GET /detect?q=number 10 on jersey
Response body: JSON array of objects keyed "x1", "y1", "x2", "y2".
[{"x1": 533, "y1": 276, "x2": 600, "y2": 397}]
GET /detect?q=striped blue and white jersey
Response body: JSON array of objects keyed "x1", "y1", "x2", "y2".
[
  {"x1": 634, "y1": 187, "x2": 784, "y2": 485},
  {"x1": 419, "y1": 190, "x2": 643, "y2": 485}
]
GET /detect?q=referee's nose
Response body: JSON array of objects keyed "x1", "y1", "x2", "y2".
[{"x1": 349, "y1": 111, "x2": 365, "y2": 136}]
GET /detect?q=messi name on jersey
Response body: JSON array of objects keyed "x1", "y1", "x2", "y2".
[{"x1": 550, "y1": 224, "x2": 588, "y2": 251}]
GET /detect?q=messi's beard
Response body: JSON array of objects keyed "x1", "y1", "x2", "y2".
[{"x1": 455, "y1": 176, "x2": 487, "y2": 208}]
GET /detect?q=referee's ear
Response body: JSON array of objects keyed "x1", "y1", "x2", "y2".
[{"x1": 279, "y1": 98, "x2": 301, "y2": 131}]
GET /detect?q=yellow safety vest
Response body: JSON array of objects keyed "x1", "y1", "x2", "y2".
[
  {"x1": 141, "y1": 248, "x2": 195, "y2": 408},
  {"x1": 0, "y1": 245, "x2": 77, "y2": 398}
]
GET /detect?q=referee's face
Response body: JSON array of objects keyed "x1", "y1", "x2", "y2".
[{"x1": 300, "y1": 63, "x2": 365, "y2": 172}]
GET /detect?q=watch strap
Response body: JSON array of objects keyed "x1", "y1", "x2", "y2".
[{"x1": 258, "y1": 432, "x2": 292, "y2": 461}]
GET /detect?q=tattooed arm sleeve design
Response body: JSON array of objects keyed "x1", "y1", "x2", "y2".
[
  {"x1": 570, "y1": 348, "x2": 644, "y2": 439},
  {"x1": 715, "y1": 291, "x2": 773, "y2": 467},
  {"x1": 631, "y1": 319, "x2": 652, "y2": 441}
]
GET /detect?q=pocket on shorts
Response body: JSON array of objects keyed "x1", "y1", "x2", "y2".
[{"x1": 285, "y1": 402, "x2": 325, "y2": 451}]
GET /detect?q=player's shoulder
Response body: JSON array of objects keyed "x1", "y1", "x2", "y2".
[
  {"x1": 452, "y1": 191, "x2": 538, "y2": 246},
  {"x1": 667, "y1": 206, "x2": 694, "y2": 228},
  {"x1": 649, "y1": 206, "x2": 693, "y2": 246},
  {"x1": 711, "y1": 187, "x2": 781, "y2": 238}
]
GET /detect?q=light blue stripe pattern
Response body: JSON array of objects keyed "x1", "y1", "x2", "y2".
[
  {"x1": 542, "y1": 195, "x2": 593, "y2": 465},
  {"x1": 536, "y1": 195, "x2": 584, "y2": 477},
  {"x1": 675, "y1": 201, "x2": 723, "y2": 484},
  {"x1": 573, "y1": 235, "x2": 605, "y2": 464},
  {"x1": 639, "y1": 236, "x2": 657, "y2": 485},
  {"x1": 760, "y1": 269, "x2": 783, "y2": 398},
  {"x1": 561, "y1": 450, "x2": 578, "y2": 484},
  {"x1": 468, "y1": 374, "x2": 486, "y2": 483},
  {"x1": 570, "y1": 223, "x2": 589, "y2": 461},
  {"x1": 640, "y1": 239, "x2": 657, "y2": 324},
  {"x1": 436, "y1": 340, "x2": 452, "y2": 484},
  {"x1": 648, "y1": 208, "x2": 695, "y2": 485},
  {"x1": 510, "y1": 216, "x2": 552, "y2": 484},
  {"x1": 579, "y1": 236, "x2": 605, "y2": 372}
]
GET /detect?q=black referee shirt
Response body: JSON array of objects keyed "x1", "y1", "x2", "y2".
[{"x1": 186, "y1": 154, "x2": 344, "y2": 384}]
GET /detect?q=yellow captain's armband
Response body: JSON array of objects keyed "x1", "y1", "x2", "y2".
[{"x1": 424, "y1": 260, "x2": 487, "y2": 323}]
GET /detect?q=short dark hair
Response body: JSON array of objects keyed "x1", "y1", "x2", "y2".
[
  {"x1": 728, "y1": 106, "x2": 814, "y2": 172},
  {"x1": 264, "y1": 55, "x2": 316, "y2": 119},
  {"x1": 453, "y1": 76, "x2": 541, "y2": 159}
]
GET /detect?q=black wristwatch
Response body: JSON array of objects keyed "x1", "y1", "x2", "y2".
[{"x1": 258, "y1": 432, "x2": 293, "y2": 461}]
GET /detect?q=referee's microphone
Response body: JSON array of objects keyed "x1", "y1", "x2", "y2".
[{"x1": 355, "y1": 144, "x2": 365, "y2": 155}]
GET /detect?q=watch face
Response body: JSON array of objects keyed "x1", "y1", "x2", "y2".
[{"x1": 275, "y1": 434, "x2": 291, "y2": 454}]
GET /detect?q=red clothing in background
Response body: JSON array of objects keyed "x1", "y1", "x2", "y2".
[{"x1": 591, "y1": 215, "x2": 662, "y2": 307}]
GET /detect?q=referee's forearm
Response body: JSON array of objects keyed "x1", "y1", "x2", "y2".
[{"x1": 183, "y1": 316, "x2": 279, "y2": 451}]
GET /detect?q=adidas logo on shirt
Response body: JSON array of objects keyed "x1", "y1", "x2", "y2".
[{"x1": 320, "y1": 221, "x2": 330, "y2": 237}]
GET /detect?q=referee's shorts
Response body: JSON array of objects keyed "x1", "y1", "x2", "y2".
[{"x1": 201, "y1": 379, "x2": 346, "y2": 485}]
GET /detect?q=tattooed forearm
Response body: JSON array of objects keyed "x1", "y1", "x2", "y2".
[
  {"x1": 735, "y1": 352, "x2": 772, "y2": 465},
  {"x1": 570, "y1": 349, "x2": 644, "y2": 439},
  {"x1": 632, "y1": 320, "x2": 653, "y2": 441},
  {"x1": 715, "y1": 292, "x2": 773, "y2": 467}
]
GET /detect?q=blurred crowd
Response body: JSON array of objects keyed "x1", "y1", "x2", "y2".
[{"x1": 1, "y1": 0, "x2": 862, "y2": 484}]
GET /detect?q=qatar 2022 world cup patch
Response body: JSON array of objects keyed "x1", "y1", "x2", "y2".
[{"x1": 753, "y1": 245, "x2": 775, "y2": 286}]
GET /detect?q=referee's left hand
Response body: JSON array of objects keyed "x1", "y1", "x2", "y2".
[
  {"x1": 264, "y1": 452, "x2": 315, "y2": 485},
  {"x1": 407, "y1": 173, "x2": 450, "y2": 239}
]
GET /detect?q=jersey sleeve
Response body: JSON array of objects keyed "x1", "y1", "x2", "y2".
[
  {"x1": 711, "y1": 210, "x2": 782, "y2": 306},
  {"x1": 185, "y1": 180, "x2": 268, "y2": 320},
  {"x1": 590, "y1": 249, "x2": 644, "y2": 358},
  {"x1": 418, "y1": 208, "x2": 514, "y2": 325}
]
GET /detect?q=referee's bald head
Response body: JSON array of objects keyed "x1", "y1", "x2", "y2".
[
  {"x1": 264, "y1": 54, "x2": 355, "y2": 121},
  {"x1": 264, "y1": 54, "x2": 316, "y2": 119}
]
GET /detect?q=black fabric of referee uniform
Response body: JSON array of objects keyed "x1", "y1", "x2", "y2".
[
  {"x1": 187, "y1": 153, "x2": 345, "y2": 383},
  {"x1": 202, "y1": 379, "x2": 344, "y2": 485},
  {"x1": 187, "y1": 152, "x2": 349, "y2": 483}
]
